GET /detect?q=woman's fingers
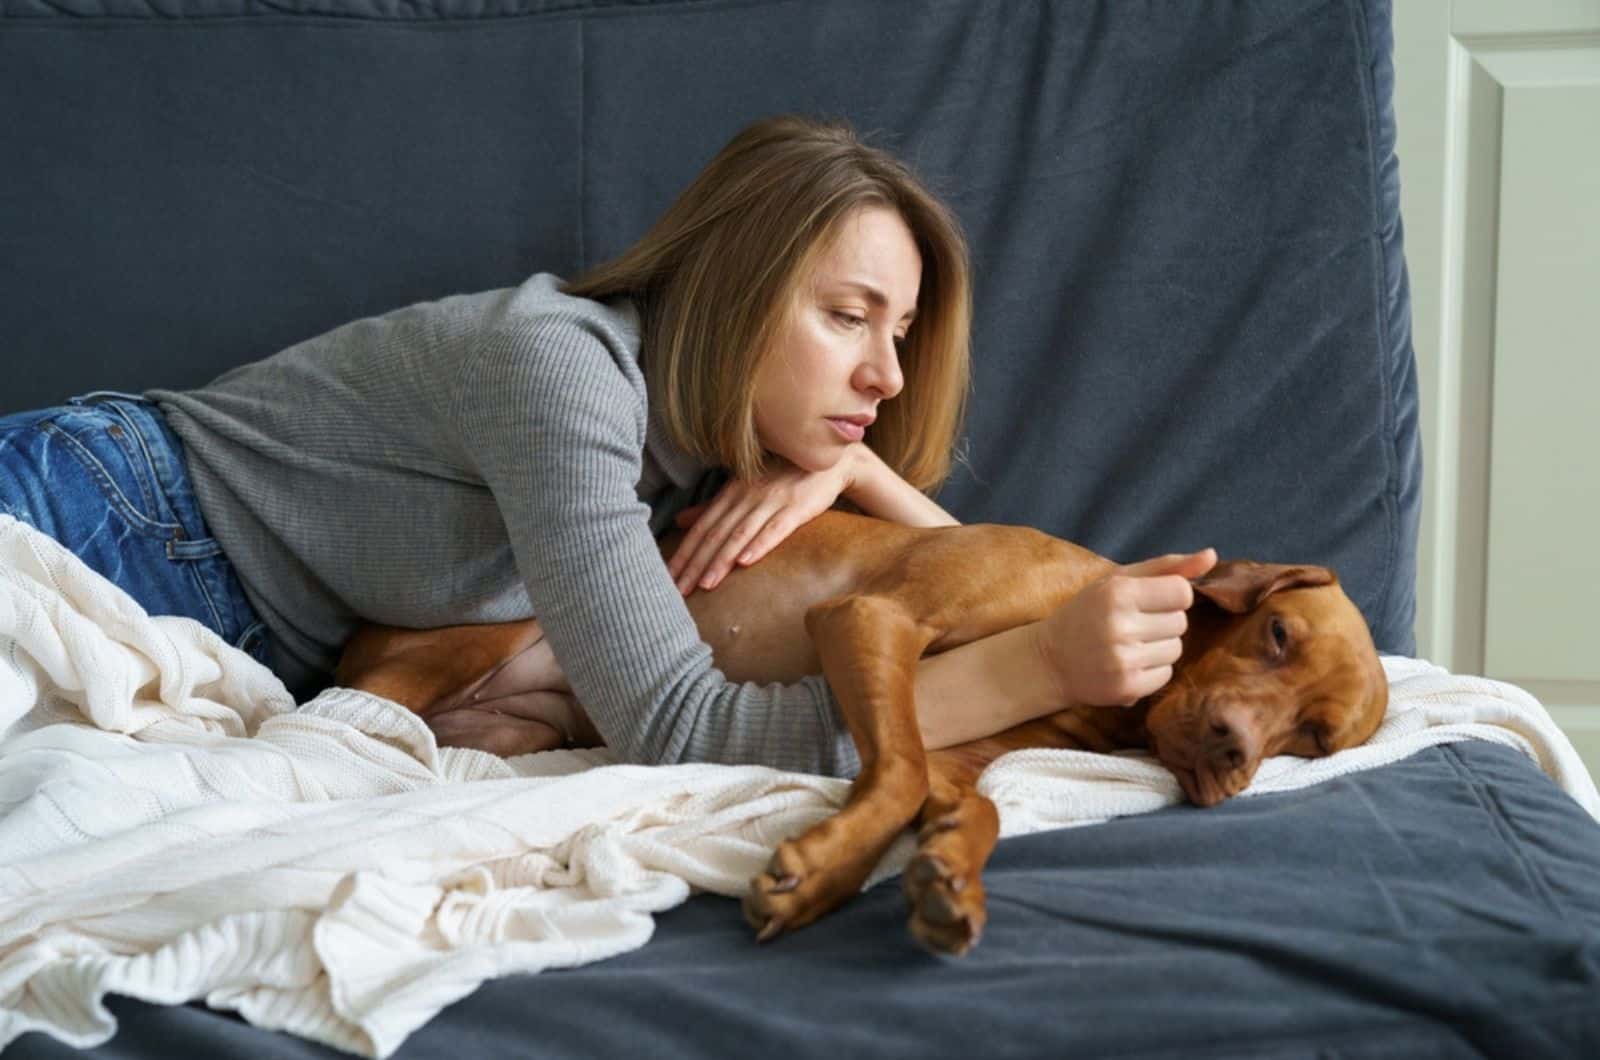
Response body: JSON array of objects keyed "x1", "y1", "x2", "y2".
[
  {"x1": 1123, "y1": 664, "x2": 1174, "y2": 704},
  {"x1": 1119, "y1": 548, "x2": 1217, "y2": 582},
  {"x1": 1128, "y1": 574, "x2": 1195, "y2": 613},
  {"x1": 428, "y1": 711, "x2": 566, "y2": 756},
  {"x1": 674, "y1": 493, "x2": 762, "y2": 595},
  {"x1": 1103, "y1": 649, "x2": 1182, "y2": 705},
  {"x1": 471, "y1": 634, "x2": 569, "y2": 701},
  {"x1": 700, "y1": 505, "x2": 786, "y2": 589},
  {"x1": 1072, "y1": 572, "x2": 1197, "y2": 705},
  {"x1": 668, "y1": 488, "x2": 742, "y2": 587},
  {"x1": 1132, "y1": 609, "x2": 1188, "y2": 643},
  {"x1": 666, "y1": 503, "x2": 714, "y2": 581},
  {"x1": 1129, "y1": 636, "x2": 1184, "y2": 670},
  {"x1": 668, "y1": 458, "x2": 852, "y2": 593}
]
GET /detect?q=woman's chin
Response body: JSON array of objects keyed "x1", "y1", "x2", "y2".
[{"x1": 768, "y1": 440, "x2": 844, "y2": 475}]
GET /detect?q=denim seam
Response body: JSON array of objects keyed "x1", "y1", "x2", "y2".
[
  {"x1": 89, "y1": 402, "x2": 223, "y2": 558},
  {"x1": 37, "y1": 421, "x2": 182, "y2": 539},
  {"x1": 186, "y1": 562, "x2": 229, "y2": 640},
  {"x1": 81, "y1": 411, "x2": 160, "y2": 520},
  {"x1": 103, "y1": 401, "x2": 173, "y2": 525},
  {"x1": 47, "y1": 403, "x2": 170, "y2": 528}
]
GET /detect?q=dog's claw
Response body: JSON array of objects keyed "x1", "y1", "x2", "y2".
[
  {"x1": 770, "y1": 874, "x2": 800, "y2": 894},
  {"x1": 756, "y1": 917, "x2": 785, "y2": 943}
]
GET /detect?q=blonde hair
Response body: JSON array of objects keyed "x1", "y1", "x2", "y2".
[{"x1": 562, "y1": 114, "x2": 971, "y2": 492}]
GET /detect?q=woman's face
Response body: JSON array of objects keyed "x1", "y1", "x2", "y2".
[{"x1": 751, "y1": 205, "x2": 922, "y2": 474}]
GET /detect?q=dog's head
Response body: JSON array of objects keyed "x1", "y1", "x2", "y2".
[{"x1": 1142, "y1": 560, "x2": 1387, "y2": 807}]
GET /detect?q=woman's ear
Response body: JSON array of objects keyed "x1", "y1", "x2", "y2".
[{"x1": 1191, "y1": 560, "x2": 1337, "y2": 613}]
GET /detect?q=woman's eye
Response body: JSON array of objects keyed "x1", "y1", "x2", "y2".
[{"x1": 833, "y1": 311, "x2": 867, "y2": 328}]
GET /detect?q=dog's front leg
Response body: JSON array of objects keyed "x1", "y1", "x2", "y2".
[
  {"x1": 742, "y1": 591, "x2": 934, "y2": 942},
  {"x1": 741, "y1": 521, "x2": 1108, "y2": 944},
  {"x1": 903, "y1": 750, "x2": 1001, "y2": 956}
]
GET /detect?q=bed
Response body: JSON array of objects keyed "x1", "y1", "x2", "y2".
[{"x1": 4, "y1": 0, "x2": 1600, "y2": 1056}]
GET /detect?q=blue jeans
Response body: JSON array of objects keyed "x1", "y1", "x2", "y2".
[{"x1": 0, "y1": 391, "x2": 269, "y2": 666}]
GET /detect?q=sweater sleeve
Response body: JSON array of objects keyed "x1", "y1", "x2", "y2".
[{"x1": 451, "y1": 311, "x2": 862, "y2": 778}]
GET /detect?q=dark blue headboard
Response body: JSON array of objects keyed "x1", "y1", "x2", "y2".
[{"x1": 0, "y1": 0, "x2": 1420, "y2": 654}]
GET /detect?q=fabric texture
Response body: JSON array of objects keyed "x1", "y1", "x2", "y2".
[
  {"x1": 148, "y1": 274, "x2": 857, "y2": 778},
  {"x1": 3, "y1": 515, "x2": 1596, "y2": 1058},
  {"x1": 0, "y1": 393, "x2": 267, "y2": 664}
]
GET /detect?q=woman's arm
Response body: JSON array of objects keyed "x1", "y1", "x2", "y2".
[
  {"x1": 666, "y1": 442, "x2": 950, "y2": 593},
  {"x1": 912, "y1": 621, "x2": 1062, "y2": 748},
  {"x1": 473, "y1": 608, "x2": 1071, "y2": 753},
  {"x1": 669, "y1": 442, "x2": 956, "y2": 594},
  {"x1": 839, "y1": 443, "x2": 959, "y2": 528},
  {"x1": 457, "y1": 318, "x2": 864, "y2": 777},
  {"x1": 912, "y1": 549, "x2": 1214, "y2": 748}
]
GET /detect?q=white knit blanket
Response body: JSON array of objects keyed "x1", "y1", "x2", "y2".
[{"x1": 2, "y1": 513, "x2": 1597, "y2": 1057}]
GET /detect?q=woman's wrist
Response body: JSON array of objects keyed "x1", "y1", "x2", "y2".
[
  {"x1": 839, "y1": 444, "x2": 958, "y2": 528},
  {"x1": 835, "y1": 442, "x2": 877, "y2": 496}
]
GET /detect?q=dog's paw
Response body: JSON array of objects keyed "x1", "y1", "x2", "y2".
[
  {"x1": 902, "y1": 851, "x2": 986, "y2": 957},
  {"x1": 741, "y1": 837, "x2": 863, "y2": 943}
]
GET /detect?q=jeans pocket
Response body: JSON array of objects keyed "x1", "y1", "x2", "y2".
[{"x1": 37, "y1": 410, "x2": 180, "y2": 541}]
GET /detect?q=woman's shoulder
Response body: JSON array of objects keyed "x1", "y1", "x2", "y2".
[
  {"x1": 499, "y1": 273, "x2": 641, "y2": 351},
  {"x1": 453, "y1": 273, "x2": 648, "y2": 423},
  {"x1": 460, "y1": 272, "x2": 641, "y2": 389}
]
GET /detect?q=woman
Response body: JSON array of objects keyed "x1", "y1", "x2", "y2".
[{"x1": 0, "y1": 115, "x2": 1211, "y2": 777}]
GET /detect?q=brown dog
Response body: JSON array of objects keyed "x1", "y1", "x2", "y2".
[{"x1": 336, "y1": 510, "x2": 1388, "y2": 955}]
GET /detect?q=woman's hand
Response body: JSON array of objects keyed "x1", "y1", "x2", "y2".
[
  {"x1": 667, "y1": 451, "x2": 863, "y2": 595},
  {"x1": 424, "y1": 628, "x2": 603, "y2": 753},
  {"x1": 1037, "y1": 549, "x2": 1218, "y2": 707}
]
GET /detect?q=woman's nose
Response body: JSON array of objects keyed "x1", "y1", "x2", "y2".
[{"x1": 857, "y1": 332, "x2": 904, "y2": 400}]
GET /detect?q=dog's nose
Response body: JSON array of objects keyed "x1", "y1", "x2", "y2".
[
  {"x1": 1202, "y1": 702, "x2": 1259, "y2": 771},
  {"x1": 1208, "y1": 719, "x2": 1244, "y2": 769}
]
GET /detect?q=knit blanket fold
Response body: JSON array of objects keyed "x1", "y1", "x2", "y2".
[{"x1": 3, "y1": 513, "x2": 1596, "y2": 1057}]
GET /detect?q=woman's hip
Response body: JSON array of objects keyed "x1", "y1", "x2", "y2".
[{"x1": 0, "y1": 391, "x2": 268, "y2": 664}]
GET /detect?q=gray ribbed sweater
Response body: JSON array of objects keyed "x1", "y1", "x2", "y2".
[{"x1": 147, "y1": 273, "x2": 860, "y2": 777}]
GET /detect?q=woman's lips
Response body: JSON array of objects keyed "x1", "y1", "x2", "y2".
[{"x1": 827, "y1": 417, "x2": 866, "y2": 442}]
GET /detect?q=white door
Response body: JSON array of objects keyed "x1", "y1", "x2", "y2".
[{"x1": 1395, "y1": 0, "x2": 1600, "y2": 772}]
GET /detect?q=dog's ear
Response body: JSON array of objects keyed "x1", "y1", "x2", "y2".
[{"x1": 1191, "y1": 560, "x2": 1337, "y2": 614}]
